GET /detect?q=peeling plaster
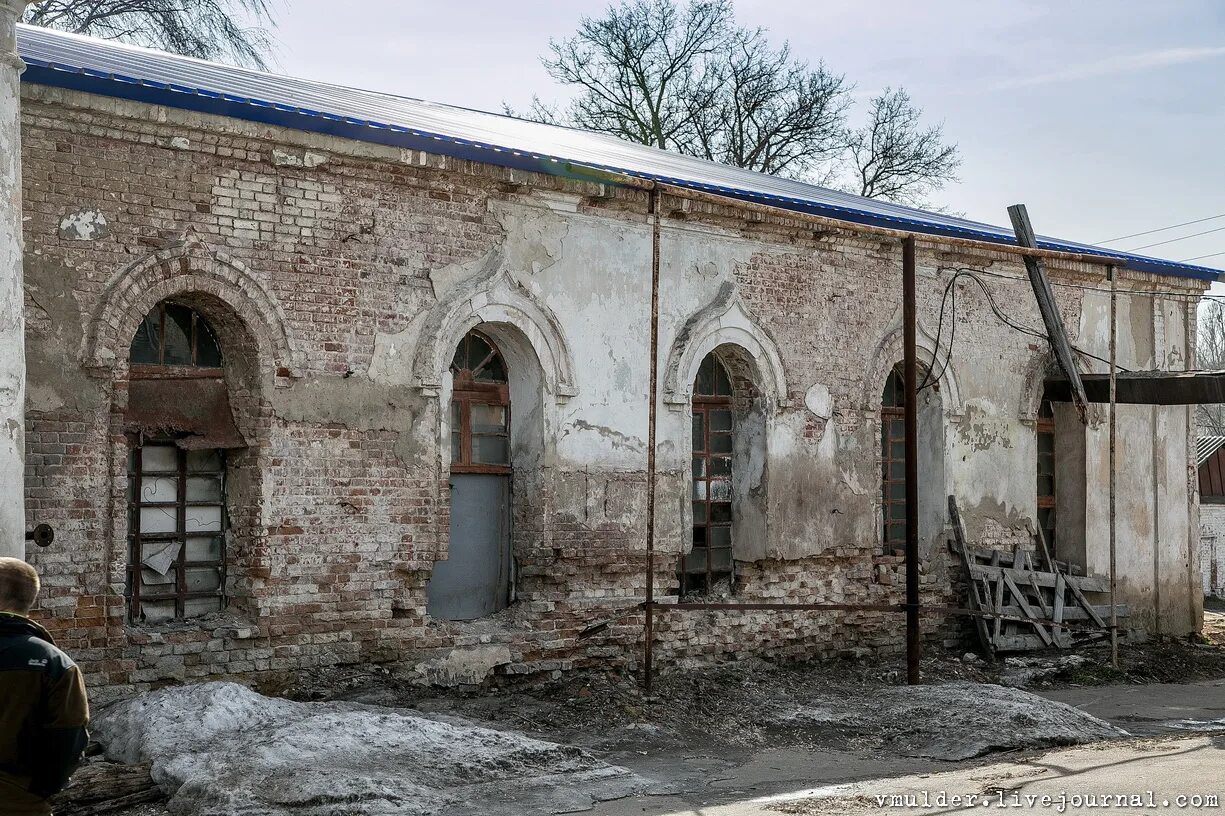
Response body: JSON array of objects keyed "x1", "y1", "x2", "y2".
[
  {"x1": 58, "y1": 209, "x2": 109, "y2": 241},
  {"x1": 24, "y1": 257, "x2": 106, "y2": 414},
  {"x1": 271, "y1": 375, "x2": 424, "y2": 464}
]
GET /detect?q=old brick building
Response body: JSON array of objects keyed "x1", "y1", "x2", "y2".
[{"x1": 5, "y1": 25, "x2": 1216, "y2": 698}]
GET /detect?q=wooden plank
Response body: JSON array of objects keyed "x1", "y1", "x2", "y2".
[
  {"x1": 1009, "y1": 204, "x2": 1089, "y2": 423},
  {"x1": 1002, "y1": 572, "x2": 1054, "y2": 646},
  {"x1": 948, "y1": 496, "x2": 994, "y2": 655},
  {"x1": 1028, "y1": 573, "x2": 1051, "y2": 617},
  {"x1": 995, "y1": 603, "x2": 1127, "y2": 622},
  {"x1": 968, "y1": 564, "x2": 1109, "y2": 593},
  {"x1": 1052, "y1": 572, "x2": 1066, "y2": 643},
  {"x1": 1067, "y1": 575, "x2": 1108, "y2": 627},
  {"x1": 1044, "y1": 369, "x2": 1225, "y2": 406},
  {"x1": 991, "y1": 571, "x2": 1005, "y2": 643}
]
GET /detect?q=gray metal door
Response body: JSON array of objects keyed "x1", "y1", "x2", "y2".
[{"x1": 427, "y1": 474, "x2": 511, "y2": 620}]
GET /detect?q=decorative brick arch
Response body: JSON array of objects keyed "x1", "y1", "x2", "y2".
[
  {"x1": 412, "y1": 269, "x2": 577, "y2": 401},
  {"x1": 862, "y1": 305, "x2": 961, "y2": 415},
  {"x1": 83, "y1": 238, "x2": 300, "y2": 375},
  {"x1": 663, "y1": 282, "x2": 786, "y2": 409}
]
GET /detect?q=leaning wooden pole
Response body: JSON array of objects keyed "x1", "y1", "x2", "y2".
[
  {"x1": 1108, "y1": 264, "x2": 1119, "y2": 668},
  {"x1": 642, "y1": 188, "x2": 662, "y2": 692},
  {"x1": 903, "y1": 235, "x2": 921, "y2": 685}
]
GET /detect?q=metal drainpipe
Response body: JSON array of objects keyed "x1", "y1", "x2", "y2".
[
  {"x1": 903, "y1": 235, "x2": 921, "y2": 684},
  {"x1": 1108, "y1": 264, "x2": 1119, "y2": 668},
  {"x1": 643, "y1": 185, "x2": 661, "y2": 692}
]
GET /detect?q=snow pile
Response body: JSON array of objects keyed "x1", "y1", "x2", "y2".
[
  {"x1": 94, "y1": 682, "x2": 641, "y2": 815},
  {"x1": 878, "y1": 682, "x2": 1126, "y2": 760},
  {"x1": 771, "y1": 682, "x2": 1125, "y2": 761}
]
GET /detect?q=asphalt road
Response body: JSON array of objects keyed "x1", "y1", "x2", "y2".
[{"x1": 590, "y1": 678, "x2": 1225, "y2": 816}]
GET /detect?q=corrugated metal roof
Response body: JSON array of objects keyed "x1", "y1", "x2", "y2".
[
  {"x1": 15, "y1": 23, "x2": 1222, "y2": 283},
  {"x1": 1198, "y1": 436, "x2": 1225, "y2": 467}
]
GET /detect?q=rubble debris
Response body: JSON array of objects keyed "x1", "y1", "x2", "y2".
[{"x1": 94, "y1": 682, "x2": 642, "y2": 816}]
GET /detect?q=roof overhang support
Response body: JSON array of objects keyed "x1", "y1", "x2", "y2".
[
  {"x1": 1045, "y1": 370, "x2": 1225, "y2": 405},
  {"x1": 1009, "y1": 204, "x2": 1091, "y2": 424}
]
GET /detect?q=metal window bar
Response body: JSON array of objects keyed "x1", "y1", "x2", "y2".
[{"x1": 127, "y1": 445, "x2": 226, "y2": 621}]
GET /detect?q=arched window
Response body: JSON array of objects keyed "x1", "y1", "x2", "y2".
[
  {"x1": 130, "y1": 301, "x2": 223, "y2": 371},
  {"x1": 429, "y1": 330, "x2": 515, "y2": 621},
  {"x1": 684, "y1": 352, "x2": 735, "y2": 594},
  {"x1": 881, "y1": 366, "x2": 907, "y2": 551},
  {"x1": 126, "y1": 301, "x2": 235, "y2": 623},
  {"x1": 1036, "y1": 396, "x2": 1057, "y2": 553},
  {"x1": 448, "y1": 331, "x2": 510, "y2": 472}
]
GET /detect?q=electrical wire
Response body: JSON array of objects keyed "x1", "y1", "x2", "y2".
[
  {"x1": 1123, "y1": 224, "x2": 1225, "y2": 252},
  {"x1": 1180, "y1": 250, "x2": 1225, "y2": 263},
  {"x1": 919, "y1": 267, "x2": 1132, "y2": 394},
  {"x1": 1096, "y1": 213, "x2": 1225, "y2": 245}
]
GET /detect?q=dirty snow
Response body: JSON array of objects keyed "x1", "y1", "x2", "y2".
[
  {"x1": 772, "y1": 682, "x2": 1126, "y2": 760},
  {"x1": 94, "y1": 682, "x2": 642, "y2": 816}
]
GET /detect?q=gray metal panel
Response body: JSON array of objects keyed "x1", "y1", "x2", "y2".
[
  {"x1": 14, "y1": 23, "x2": 1222, "y2": 282},
  {"x1": 427, "y1": 474, "x2": 510, "y2": 621}
]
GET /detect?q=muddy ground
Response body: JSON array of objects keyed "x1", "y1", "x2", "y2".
[{"x1": 52, "y1": 610, "x2": 1225, "y2": 816}]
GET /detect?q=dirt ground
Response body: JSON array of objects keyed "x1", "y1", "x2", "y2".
[{"x1": 51, "y1": 611, "x2": 1225, "y2": 816}]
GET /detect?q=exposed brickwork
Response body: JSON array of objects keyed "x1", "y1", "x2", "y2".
[{"x1": 17, "y1": 84, "x2": 1206, "y2": 699}]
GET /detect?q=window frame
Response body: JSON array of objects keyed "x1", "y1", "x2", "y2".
[
  {"x1": 881, "y1": 367, "x2": 907, "y2": 552},
  {"x1": 129, "y1": 301, "x2": 225, "y2": 380},
  {"x1": 449, "y1": 331, "x2": 512, "y2": 476},
  {"x1": 127, "y1": 443, "x2": 227, "y2": 622},
  {"x1": 1036, "y1": 398, "x2": 1057, "y2": 555},
  {"x1": 682, "y1": 353, "x2": 736, "y2": 595}
]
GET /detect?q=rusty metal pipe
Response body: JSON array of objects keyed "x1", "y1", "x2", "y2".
[
  {"x1": 642, "y1": 187, "x2": 662, "y2": 692},
  {"x1": 903, "y1": 235, "x2": 921, "y2": 685}
]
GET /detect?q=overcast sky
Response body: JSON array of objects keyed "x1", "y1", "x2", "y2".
[{"x1": 263, "y1": 0, "x2": 1225, "y2": 272}]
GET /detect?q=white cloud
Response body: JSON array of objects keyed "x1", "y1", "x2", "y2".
[{"x1": 991, "y1": 46, "x2": 1225, "y2": 90}]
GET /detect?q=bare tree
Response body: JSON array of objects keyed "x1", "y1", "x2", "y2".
[
  {"x1": 513, "y1": 0, "x2": 959, "y2": 205},
  {"x1": 24, "y1": 0, "x2": 277, "y2": 69},
  {"x1": 1198, "y1": 300, "x2": 1225, "y2": 435},
  {"x1": 849, "y1": 88, "x2": 961, "y2": 206}
]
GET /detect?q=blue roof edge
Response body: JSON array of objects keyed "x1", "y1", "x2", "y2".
[{"x1": 20, "y1": 59, "x2": 1223, "y2": 285}]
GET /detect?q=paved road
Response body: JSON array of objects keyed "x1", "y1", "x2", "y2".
[
  {"x1": 590, "y1": 678, "x2": 1225, "y2": 816},
  {"x1": 592, "y1": 735, "x2": 1225, "y2": 815}
]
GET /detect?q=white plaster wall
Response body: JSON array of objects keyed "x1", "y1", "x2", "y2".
[
  {"x1": 1200, "y1": 504, "x2": 1225, "y2": 597},
  {"x1": 0, "y1": 3, "x2": 25, "y2": 557}
]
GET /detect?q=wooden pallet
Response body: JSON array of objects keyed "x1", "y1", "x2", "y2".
[{"x1": 948, "y1": 496, "x2": 1126, "y2": 654}]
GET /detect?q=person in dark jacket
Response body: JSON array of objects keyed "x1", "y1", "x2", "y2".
[{"x1": 0, "y1": 558, "x2": 89, "y2": 815}]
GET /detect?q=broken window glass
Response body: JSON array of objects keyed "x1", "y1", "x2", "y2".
[{"x1": 127, "y1": 443, "x2": 226, "y2": 623}]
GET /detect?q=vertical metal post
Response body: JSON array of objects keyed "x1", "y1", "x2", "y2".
[
  {"x1": 643, "y1": 187, "x2": 661, "y2": 692},
  {"x1": 1108, "y1": 264, "x2": 1119, "y2": 668},
  {"x1": 903, "y1": 235, "x2": 921, "y2": 685}
]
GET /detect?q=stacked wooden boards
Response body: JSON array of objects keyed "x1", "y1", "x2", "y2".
[{"x1": 948, "y1": 496, "x2": 1126, "y2": 655}]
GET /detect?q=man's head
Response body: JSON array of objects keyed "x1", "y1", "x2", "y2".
[{"x1": 0, "y1": 558, "x2": 40, "y2": 615}]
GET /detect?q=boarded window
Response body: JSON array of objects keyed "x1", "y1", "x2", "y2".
[
  {"x1": 449, "y1": 331, "x2": 510, "y2": 473},
  {"x1": 128, "y1": 444, "x2": 226, "y2": 622},
  {"x1": 881, "y1": 366, "x2": 907, "y2": 552},
  {"x1": 683, "y1": 353, "x2": 734, "y2": 594}
]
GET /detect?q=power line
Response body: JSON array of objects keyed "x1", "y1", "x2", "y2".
[
  {"x1": 1097, "y1": 212, "x2": 1225, "y2": 244},
  {"x1": 1123, "y1": 224, "x2": 1225, "y2": 252},
  {"x1": 1180, "y1": 250, "x2": 1225, "y2": 263}
]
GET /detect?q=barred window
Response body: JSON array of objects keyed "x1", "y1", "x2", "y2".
[
  {"x1": 128, "y1": 445, "x2": 226, "y2": 622},
  {"x1": 683, "y1": 353, "x2": 735, "y2": 594}
]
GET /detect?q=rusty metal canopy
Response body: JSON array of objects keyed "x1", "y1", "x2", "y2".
[
  {"x1": 1044, "y1": 370, "x2": 1225, "y2": 405},
  {"x1": 126, "y1": 378, "x2": 246, "y2": 449},
  {"x1": 13, "y1": 23, "x2": 1223, "y2": 284}
]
